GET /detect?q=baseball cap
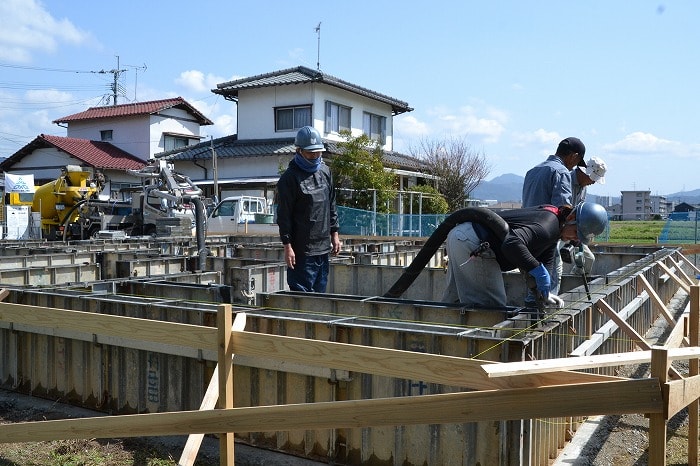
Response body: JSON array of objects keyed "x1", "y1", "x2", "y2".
[
  {"x1": 558, "y1": 137, "x2": 586, "y2": 167},
  {"x1": 585, "y1": 156, "x2": 607, "y2": 184}
]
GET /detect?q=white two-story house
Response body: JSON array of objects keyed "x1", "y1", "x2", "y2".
[{"x1": 162, "y1": 66, "x2": 426, "y2": 202}]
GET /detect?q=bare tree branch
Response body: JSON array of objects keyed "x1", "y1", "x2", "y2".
[{"x1": 409, "y1": 136, "x2": 491, "y2": 211}]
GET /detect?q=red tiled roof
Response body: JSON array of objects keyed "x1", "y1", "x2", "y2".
[
  {"x1": 53, "y1": 97, "x2": 213, "y2": 125},
  {"x1": 39, "y1": 135, "x2": 146, "y2": 170}
]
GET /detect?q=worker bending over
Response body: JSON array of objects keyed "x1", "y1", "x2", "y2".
[{"x1": 441, "y1": 202, "x2": 608, "y2": 308}]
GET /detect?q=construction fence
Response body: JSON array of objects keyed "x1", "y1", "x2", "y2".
[{"x1": 660, "y1": 211, "x2": 700, "y2": 244}]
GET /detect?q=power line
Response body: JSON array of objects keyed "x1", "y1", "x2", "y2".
[{"x1": 0, "y1": 62, "x2": 96, "y2": 73}]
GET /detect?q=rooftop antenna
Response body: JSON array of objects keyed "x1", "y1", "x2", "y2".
[{"x1": 315, "y1": 22, "x2": 321, "y2": 70}]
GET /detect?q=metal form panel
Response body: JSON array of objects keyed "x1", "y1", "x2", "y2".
[
  {"x1": 115, "y1": 257, "x2": 189, "y2": 278},
  {"x1": 0, "y1": 242, "x2": 689, "y2": 466},
  {"x1": 0, "y1": 264, "x2": 99, "y2": 286}
]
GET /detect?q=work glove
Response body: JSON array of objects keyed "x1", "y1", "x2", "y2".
[
  {"x1": 546, "y1": 293, "x2": 565, "y2": 308},
  {"x1": 528, "y1": 263, "x2": 551, "y2": 300},
  {"x1": 573, "y1": 251, "x2": 585, "y2": 268}
]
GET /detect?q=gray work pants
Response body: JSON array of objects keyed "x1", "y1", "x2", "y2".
[{"x1": 441, "y1": 222, "x2": 506, "y2": 307}]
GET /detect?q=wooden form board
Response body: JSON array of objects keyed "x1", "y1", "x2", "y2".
[{"x1": 0, "y1": 379, "x2": 662, "y2": 444}]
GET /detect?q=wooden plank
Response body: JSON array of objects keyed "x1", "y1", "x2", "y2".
[
  {"x1": 0, "y1": 301, "x2": 616, "y2": 389},
  {"x1": 676, "y1": 253, "x2": 700, "y2": 276},
  {"x1": 484, "y1": 347, "x2": 700, "y2": 378},
  {"x1": 597, "y1": 299, "x2": 684, "y2": 380},
  {"x1": 664, "y1": 306, "x2": 690, "y2": 349},
  {"x1": 638, "y1": 274, "x2": 675, "y2": 325},
  {"x1": 690, "y1": 285, "x2": 700, "y2": 464},
  {"x1": 178, "y1": 313, "x2": 246, "y2": 466},
  {"x1": 0, "y1": 379, "x2": 663, "y2": 443},
  {"x1": 669, "y1": 257, "x2": 694, "y2": 287},
  {"x1": 659, "y1": 261, "x2": 691, "y2": 293},
  {"x1": 0, "y1": 302, "x2": 217, "y2": 352},
  {"x1": 231, "y1": 330, "x2": 619, "y2": 391},
  {"x1": 649, "y1": 347, "x2": 669, "y2": 466},
  {"x1": 217, "y1": 304, "x2": 234, "y2": 466},
  {"x1": 667, "y1": 374, "x2": 700, "y2": 418}
]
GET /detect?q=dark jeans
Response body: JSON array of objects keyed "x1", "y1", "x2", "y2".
[{"x1": 286, "y1": 253, "x2": 329, "y2": 292}]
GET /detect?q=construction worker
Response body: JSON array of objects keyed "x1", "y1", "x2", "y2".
[
  {"x1": 521, "y1": 137, "x2": 587, "y2": 302},
  {"x1": 567, "y1": 156, "x2": 608, "y2": 276},
  {"x1": 441, "y1": 202, "x2": 608, "y2": 309},
  {"x1": 277, "y1": 126, "x2": 341, "y2": 292}
]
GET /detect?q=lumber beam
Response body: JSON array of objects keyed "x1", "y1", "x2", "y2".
[
  {"x1": 0, "y1": 379, "x2": 663, "y2": 444},
  {"x1": 659, "y1": 261, "x2": 691, "y2": 293},
  {"x1": 484, "y1": 347, "x2": 700, "y2": 378},
  {"x1": 231, "y1": 330, "x2": 619, "y2": 390},
  {"x1": 597, "y1": 299, "x2": 684, "y2": 380},
  {"x1": 0, "y1": 302, "x2": 217, "y2": 352}
]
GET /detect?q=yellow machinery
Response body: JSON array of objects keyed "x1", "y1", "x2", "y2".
[{"x1": 32, "y1": 165, "x2": 101, "y2": 240}]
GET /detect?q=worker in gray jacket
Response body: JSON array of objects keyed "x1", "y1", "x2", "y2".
[{"x1": 521, "y1": 137, "x2": 587, "y2": 302}]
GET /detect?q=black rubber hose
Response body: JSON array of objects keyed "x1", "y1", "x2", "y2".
[
  {"x1": 193, "y1": 197, "x2": 208, "y2": 270},
  {"x1": 383, "y1": 207, "x2": 509, "y2": 298}
]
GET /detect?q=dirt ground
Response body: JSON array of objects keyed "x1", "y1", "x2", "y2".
[{"x1": 0, "y1": 389, "x2": 324, "y2": 466}]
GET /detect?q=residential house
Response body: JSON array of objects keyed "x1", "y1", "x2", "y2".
[
  {"x1": 1, "y1": 97, "x2": 212, "y2": 197},
  {"x1": 0, "y1": 134, "x2": 145, "y2": 195},
  {"x1": 160, "y1": 66, "x2": 429, "y2": 204},
  {"x1": 53, "y1": 97, "x2": 213, "y2": 161}
]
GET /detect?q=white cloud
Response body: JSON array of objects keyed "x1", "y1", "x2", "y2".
[
  {"x1": 175, "y1": 70, "x2": 230, "y2": 93},
  {"x1": 603, "y1": 132, "x2": 681, "y2": 155},
  {"x1": 511, "y1": 129, "x2": 560, "y2": 153},
  {"x1": 0, "y1": 0, "x2": 92, "y2": 62}
]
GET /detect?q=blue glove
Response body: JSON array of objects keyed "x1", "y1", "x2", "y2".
[{"x1": 528, "y1": 263, "x2": 551, "y2": 300}]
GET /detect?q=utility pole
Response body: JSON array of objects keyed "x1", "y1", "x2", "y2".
[
  {"x1": 211, "y1": 136, "x2": 219, "y2": 204},
  {"x1": 315, "y1": 22, "x2": 321, "y2": 71},
  {"x1": 95, "y1": 56, "x2": 127, "y2": 105}
]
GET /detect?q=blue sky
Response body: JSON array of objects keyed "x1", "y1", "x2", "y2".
[{"x1": 0, "y1": 0, "x2": 697, "y2": 199}]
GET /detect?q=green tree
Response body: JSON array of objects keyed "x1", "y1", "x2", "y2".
[
  {"x1": 402, "y1": 184, "x2": 449, "y2": 214},
  {"x1": 330, "y1": 131, "x2": 397, "y2": 213},
  {"x1": 409, "y1": 136, "x2": 490, "y2": 212}
]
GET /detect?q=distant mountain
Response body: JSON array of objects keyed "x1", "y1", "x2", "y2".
[
  {"x1": 471, "y1": 173, "x2": 524, "y2": 202},
  {"x1": 471, "y1": 174, "x2": 700, "y2": 206},
  {"x1": 665, "y1": 189, "x2": 700, "y2": 205}
]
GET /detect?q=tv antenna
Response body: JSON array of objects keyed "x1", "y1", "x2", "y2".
[{"x1": 315, "y1": 22, "x2": 321, "y2": 70}]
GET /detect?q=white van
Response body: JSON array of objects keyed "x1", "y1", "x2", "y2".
[{"x1": 206, "y1": 196, "x2": 277, "y2": 235}]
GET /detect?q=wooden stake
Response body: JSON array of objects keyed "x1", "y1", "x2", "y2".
[
  {"x1": 649, "y1": 346, "x2": 669, "y2": 466},
  {"x1": 217, "y1": 304, "x2": 234, "y2": 466},
  {"x1": 179, "y1": 313, "x2": 246, "y2": 466}
]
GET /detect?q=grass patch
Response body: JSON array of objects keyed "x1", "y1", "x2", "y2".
[{"x1": 606, "y1": 220, "x2": 666, "y2": 244}]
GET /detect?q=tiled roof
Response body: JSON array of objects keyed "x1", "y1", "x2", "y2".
[
  {"x1": 159, "y1": 135, "x2": 427, "y2": 172},
  {"x1": 213, "y1": 66, "x2": 413, "y2": 116},
  {"x1": 0, "y1": 135, "x2": 146, "y2": 171},
  {"x1": 53, "y1": 97, "x2": 214, "y2": 125}
]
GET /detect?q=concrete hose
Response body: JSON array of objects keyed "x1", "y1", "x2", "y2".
[{"x1": 383, "y1": 207, "x2": 508, "y2": 298}]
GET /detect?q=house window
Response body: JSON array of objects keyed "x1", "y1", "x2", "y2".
[
  {"x1": 100, "y1": 130, "x2": 113, "y2": 141},
  {"x1": 275, "y1": 105, "x2": 311, "y2": 131},
  {"x1": 164, "y1": 135, "x2": 189, "y2": 151},
  {"x1": 325, "y1": 101, "x2": 351, "y2": 133},
  {"x1": 363, "y1": 112, "x2": 386, "y2": 144}
]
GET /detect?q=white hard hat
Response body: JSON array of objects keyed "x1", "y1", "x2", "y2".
[{"x1": 584, "y1": 156, "x2": 607, "y2": 184}]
